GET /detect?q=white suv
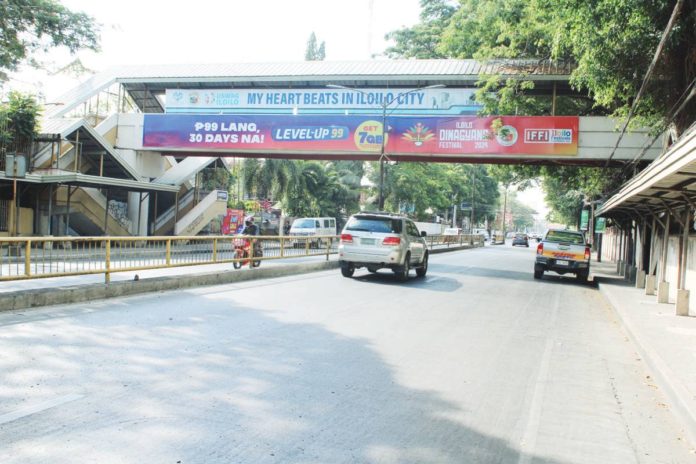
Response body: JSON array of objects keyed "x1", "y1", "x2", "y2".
[{"x1": 338, "y1": 212, "x2": 428, "y2": 281}]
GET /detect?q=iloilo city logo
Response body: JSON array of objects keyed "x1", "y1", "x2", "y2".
[
  {"x1": 495, "y1": 125, "x2": 518, "y2": 147},
  {"x1": 354, "y1": 120, "x2": 385, "y2": 152},
  {"x1": 401, "y1": 122, "x2": 435, "y2": 147},
  {"x1": 524, "y1": 129, "x2": 573, "y2": 144}
]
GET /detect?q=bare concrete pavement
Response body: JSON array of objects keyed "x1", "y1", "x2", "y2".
[{"x1": 593, "y1": 258, "x2": 696, "y2": 448}]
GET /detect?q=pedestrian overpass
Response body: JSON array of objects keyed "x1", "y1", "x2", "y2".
[{"x1": 0, "y1": 59, "x2": 665, "y2": 238}]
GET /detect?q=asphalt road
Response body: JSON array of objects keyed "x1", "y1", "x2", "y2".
[{"x1": 0, "y1": 244, "x2": 694, "y2": 463}]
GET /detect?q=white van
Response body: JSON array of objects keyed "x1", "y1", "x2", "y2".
[{"x1": 289, "y1": 217, "x2": 336, "y2": 247}]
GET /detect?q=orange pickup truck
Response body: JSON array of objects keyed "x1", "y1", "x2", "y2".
[{"x1": 534, "y1": 228, "x2": 591, "y2": 282}]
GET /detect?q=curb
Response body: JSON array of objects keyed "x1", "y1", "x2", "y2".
[
  {"x1": 0, "y1": 260, "x2": 340, "y2": 312},
  {"x1": 597, "y1": 281, "x2": 696, "y2": 447},
  {"x1": 0, "y1": 244, "x2": 484, "y2": 313}
]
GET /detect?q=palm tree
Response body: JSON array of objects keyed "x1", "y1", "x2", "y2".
[{"x1": 242, "y1": 158, "x2": 297, "y2": 201}]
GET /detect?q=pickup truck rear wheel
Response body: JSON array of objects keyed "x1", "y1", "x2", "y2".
[
  {"x1": 576, "y1": 270, "x2": 589, "y2": 283},
  {"x1": 533, "y1": 268, "x2": 543, "y2": 279}
]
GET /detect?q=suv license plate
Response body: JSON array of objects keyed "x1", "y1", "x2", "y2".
[
  {"x1": 556, "y1": 260, "x2": 569, "y2": 266},
  {"x1": 360, "y1": 238, "x2": 375, "y2": 245}
]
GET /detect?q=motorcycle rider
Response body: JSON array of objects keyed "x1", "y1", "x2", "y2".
[
  {"x1": 241, "y1": 216, "x2": 259, "y2": 236},
  {"x1": 240, "y1": 215, "x2": 261, "y2": 257}
]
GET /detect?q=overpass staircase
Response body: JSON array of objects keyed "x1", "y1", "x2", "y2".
[{"x1": 31, "y1": 115, "x2": 229, "y2": 237}]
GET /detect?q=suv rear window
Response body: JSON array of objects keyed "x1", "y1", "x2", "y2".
[
  {"x1": 545, "y1": 230, "x2": 584, "y2": 244},
  {"x1": 345, "y1": 216, "x2": 402, "y2": 233}
]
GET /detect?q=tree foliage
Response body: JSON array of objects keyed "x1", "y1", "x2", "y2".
[
  {"x1": 305, "y1": 32, "x2": 326, "y2": 61},
  {"x1": 384, "y1": 0, "x2": 456, "y2": 59},
  {"x1": 371, "y1": 161, "x2": 500, "y2": 224},
  {"x1": 241, "y1": 159, "x2": 360, "y2": 219},
  {"x1": 0, "y1": 91, "x2": 40, "y2": 150},
  {"x1": 385, "y1": 0, "x2": 696, "y2": 222},
  {"x1": 436, "y1": 0, "x2": 696, "y2": 132},
  {"x1": 0, "y1": 0, "x2": 100, "y2": 82}
]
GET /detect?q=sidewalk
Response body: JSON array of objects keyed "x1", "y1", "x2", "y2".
[{"x1": 592, "y1": 258, "x2": 696, "y2": 446}]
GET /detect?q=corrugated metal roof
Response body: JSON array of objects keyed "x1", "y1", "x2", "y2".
[
  {"x1": 597, "y1": 128, "x2": 696, "y2": 217},
  {"x1": 48, "y1": 59, "x2": 574, "y2": 118},
  {"x1": 107, "y1": 59, "x2": 573, "y2": 80},
  {"x1": 0, "y1": 169, "x2": 179, "y2": 192}
]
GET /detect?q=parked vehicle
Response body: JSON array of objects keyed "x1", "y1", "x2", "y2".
[
  {"x1": 232, "y1": 236, "x2": 262, "y2": 269},
  {"x1": 534, "y1": 228, "x2": 590, "y2": 282},
  {"x1": 338, "y1": 212, "x2": 428, "y2": 281},
  {"x1": 512, "y1": 233, "x2": 529, "y2": 247},
  {"x1": 289, "y1": 217, "x2": 336, "y2": 248}
]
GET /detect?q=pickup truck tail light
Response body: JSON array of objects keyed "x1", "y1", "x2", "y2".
[
  {"x1": 536, "y1": 243, "x2": 543, "y2": 255},
  {"x1": 382, "y1": 236, "x2": 401, "y2": 246},
  {"x1": 340, "y1": 234, "x2": 353, "y2": 244},
  {"x1": 585, "y1": 246, "x2": 591, "y2": 260}
]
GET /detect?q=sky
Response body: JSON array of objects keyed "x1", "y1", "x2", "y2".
[{"x1": 8, "y1": 0, "x2": 423, "y2": 99}]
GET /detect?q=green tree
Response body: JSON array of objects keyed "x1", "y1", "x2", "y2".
[
  {"x1": 242, "y1": 158, "x2": 297, "y2": 202},
  {"x1": 388, "y1": 0, "x2": 696, "y2": 223},
  {"x1": 437, "y1": 0, "x2": 696, "y2": 133},
  {"x1": 384, "y1": 0, "x2": 456, "y2": 59},
  {"x1": 508, "y1": 194, "x2": 537, "y2": 231},
  {"x1": 370, "y1": 161, "x2": 500, "y2": 223},
  {"x1": 305, "y1": 32, "x2": 326, "y2": 61},
  {"x1": 0, "y1": 0, "x2": 100, "y2": 82},
  {"x1": 0, "y1": 91, "x2": 40, "y2": 151}
]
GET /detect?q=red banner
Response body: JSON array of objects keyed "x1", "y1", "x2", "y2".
[
  {"x1": 389, "y1": 116, "x2": 578, "y2": 156},
  {"x1": 143, "y1": 114, "x2": 578, "y2": 157}
]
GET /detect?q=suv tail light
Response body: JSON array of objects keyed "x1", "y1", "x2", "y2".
[
  {"x1": 382, "y1": 236, "x2": 401, "y2": 246},
  {"x1": 536, "y1": 243, "x2": 543, "y2": 255},
  {"x1": 340, "y1": 233, "x2": 353, "y2": 244},
  {"x1": 585, "y1": 246, "x2": 591, "y2": 260}
]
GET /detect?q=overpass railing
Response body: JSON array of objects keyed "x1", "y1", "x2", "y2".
[{"x1": 0, "y1": 233, "x2": 483, "y2": 283}]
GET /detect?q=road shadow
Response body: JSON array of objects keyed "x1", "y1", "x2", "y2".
[
  {"x1": 0, "y1": 289, "x2": 569, "y2": 464},
  {"x1": 351, "y1": 270, "x2": 463, "y2": 292},
  {"x1": 432, "y1": 263, "x2": 532, "y2": 282}
]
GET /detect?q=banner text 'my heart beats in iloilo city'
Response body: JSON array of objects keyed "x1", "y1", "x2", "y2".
[{"x1": 142, "y1": 114, "x2": 578, "y2": 157}]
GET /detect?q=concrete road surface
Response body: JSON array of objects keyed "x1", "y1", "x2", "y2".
[{"x1": 0, "y1": 245, "x2": 694, "y2": 463}]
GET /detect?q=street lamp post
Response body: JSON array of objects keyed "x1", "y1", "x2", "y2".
[{"x1": 327, "y1": 84, "x2": 444, "y2": 210}]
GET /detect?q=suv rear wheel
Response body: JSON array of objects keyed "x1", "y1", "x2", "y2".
[
  {"x1": 416, "y1": 252, "x2": 428, "y2": 278},
  {"x1": 340, "y1": 263, "x2": 355, "y2": 278},
  {"x1": 395, "y1": 253, "x2": 410, "y2": 282}
]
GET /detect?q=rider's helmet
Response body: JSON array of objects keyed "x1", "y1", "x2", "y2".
[{"x1": 244, "y1": 215, "x2": 254, "y2": 226}]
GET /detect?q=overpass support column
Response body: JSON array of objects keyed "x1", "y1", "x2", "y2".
[
  {"x1": 617, "y1": 225, "x2": 625, "y2": 275},
  {"x1": 658, "y1": 210, "x2": 670, "y2": 304},
  {"x1": 677, "y1": 207, "x2": 691, "y2": 316},
  {"x1": 646, "y1": 217, "x2": 658, "y2": 295},
  {"x1": 636, "y1": 220, "x2": 647, "y2": 288},
  {"x1": 626, "y1": 221, "x2": 636, "y2": 282}
]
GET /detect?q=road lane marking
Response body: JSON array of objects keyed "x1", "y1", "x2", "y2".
[
  {"x1": 517, "y1": 288, "x2": 560, "y2": 464},
  {"x1": 0, "y1": 394, "x2": 83, "y2": 425}
]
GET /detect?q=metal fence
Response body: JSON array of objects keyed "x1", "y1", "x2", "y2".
[{"x1": 0, "y1": 233, "x2": 483, "y2": 283}]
